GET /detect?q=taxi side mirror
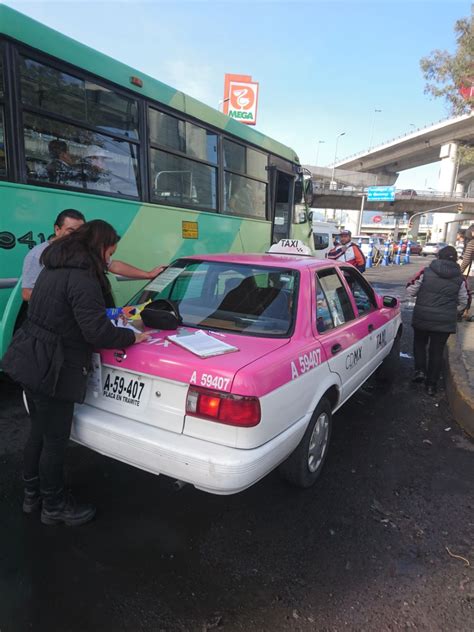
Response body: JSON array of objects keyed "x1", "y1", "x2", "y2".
[{"x1": 382, "y1": 296, "x2": 398, "y2": 308}]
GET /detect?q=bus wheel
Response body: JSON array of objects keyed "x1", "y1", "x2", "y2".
[{"x1": 279, "y1": 398, "x2": 332, "y2": 488}]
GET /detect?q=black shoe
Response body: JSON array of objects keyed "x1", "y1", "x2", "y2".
[
  {"x1": 41, "y1": 492, "x2": 96, "y2": 527},
  {"x1": 412, "y1": 370, "x2": 426, "y2": 383},
  {"x1": 426, "y1": 384, "x2": 437, "y2": 396},
  {"x1": 23, "y1": 489, "x2": 42, "y2": 514}
]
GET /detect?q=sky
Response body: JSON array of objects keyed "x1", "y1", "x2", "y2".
[{"x1": 3, "y1": 0, "x2": 472, "y2": 189}]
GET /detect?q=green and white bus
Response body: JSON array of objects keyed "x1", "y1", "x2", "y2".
[{"x1": 0, "y1": 5, "x2": 313, "y2": 358}]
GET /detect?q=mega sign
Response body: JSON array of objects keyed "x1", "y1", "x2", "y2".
[{"x1": 223, "y1": 74, "x2": 259, "y2": 126}]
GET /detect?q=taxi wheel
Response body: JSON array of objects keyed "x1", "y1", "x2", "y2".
[
  {"x1": 279, "y1": 398, "x2": 332, "y2": 488},
  {"x1": 376, "y1": 334, "x2": 401, "y2": 385}
]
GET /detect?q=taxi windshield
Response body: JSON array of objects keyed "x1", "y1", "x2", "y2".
[{"x1": 130, "y1": 259, "x2": 299, "y2": 336}]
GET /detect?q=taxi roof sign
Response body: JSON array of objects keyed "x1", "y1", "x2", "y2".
[{"x1": 267, "y1": 239, "x2": 313, "y2": 256}]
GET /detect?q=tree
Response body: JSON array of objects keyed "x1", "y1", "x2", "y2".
[{"x1": 420, "y1": 12, "x2": 473, "y2": 116}]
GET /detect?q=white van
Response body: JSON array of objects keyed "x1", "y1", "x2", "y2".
[
  {"x1": 352, "y1": 235, "x2": 385, "y2": 258},
  {"x1": 311, "y1": 220, "x2": 340, "y2": 259}
]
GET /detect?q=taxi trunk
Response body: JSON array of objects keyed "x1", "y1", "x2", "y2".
[{"x1": 79, "y1": 330, "x2": 289, "y2": 436}]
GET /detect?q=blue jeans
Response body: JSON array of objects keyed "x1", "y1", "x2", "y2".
[{"x1": 24, "y1": 392, "x2": 74, "y2": 506}]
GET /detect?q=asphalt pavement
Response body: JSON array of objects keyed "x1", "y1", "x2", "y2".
[{"x1": 0, "y1": 256, "x2": 473, "y2": 632}]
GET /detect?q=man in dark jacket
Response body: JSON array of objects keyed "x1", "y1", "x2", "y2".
[{"x1": 406, "y1": 246, "x2": 469, "y2": 395}]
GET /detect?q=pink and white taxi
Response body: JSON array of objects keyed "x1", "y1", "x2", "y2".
[{"x1": 73, "y1": 241, "x2": 402, "y2": 494}]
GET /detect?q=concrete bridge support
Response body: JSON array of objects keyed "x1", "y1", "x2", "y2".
[
  {"x1": 408, "y1": 214, "x2": 421, "y2": 241},
  {"x1": 434, "y1": 143, "x2": 458, "y2": 242}
]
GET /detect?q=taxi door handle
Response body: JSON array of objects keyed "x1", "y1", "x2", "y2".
[
  {"x1": 368, "y1": 324, "x2": 374, "y2": 333},
  {"x1": 331, "y1": 343, "x2": 342, "y2": 355}
]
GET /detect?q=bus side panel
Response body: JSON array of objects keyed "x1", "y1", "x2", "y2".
[{"x1": 0, "y1": 183, "x2": 273, "y2": 355}]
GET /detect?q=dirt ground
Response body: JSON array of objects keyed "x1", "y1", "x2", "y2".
[{"x1": 0, "y1": 258, "x2": 473, "y2": 632}]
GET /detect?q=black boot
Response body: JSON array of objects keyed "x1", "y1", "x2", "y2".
[
  {"x1": 41, "y1": 490, "x2": 96, "y2": 527},
  {"x1": 22, "y1": 476, "x2": 41, "y2": 514},
  {"x1": 412, "y1": 370, "x2": 425, "y2": 383},
  {"x1": 426, "y1": 383, "x2": 437, "y2": 396}
]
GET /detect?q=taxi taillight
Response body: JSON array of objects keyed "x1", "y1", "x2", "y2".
[{"x1": 186, "y1": 386, "x2": 261, "y2": 427}]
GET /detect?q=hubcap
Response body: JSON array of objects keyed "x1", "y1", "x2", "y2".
[{"x1": 308, "y1": 412, "x2": 329, "y2": 473}]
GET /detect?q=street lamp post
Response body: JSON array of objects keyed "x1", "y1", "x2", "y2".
[
  {"x1": 330, "y1": 132, "x2": 345, "y2": 190},
  {"x1": 315, "y1": 140, "x2": 325, "y2": 166},
  {"x1": 368, "y1": 108, "x2": 382, "y2": 151},
  {"x1": 218, "y1": 97, "x2": 230, "y2": 112}
]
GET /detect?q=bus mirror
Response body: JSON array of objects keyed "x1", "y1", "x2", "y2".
[
  {"x1": 294, "y1": 178, "x2": 304, "y2": 204},
  {"x1": 304, "y1": 179, "x2": 314, "y2": 205},
  {"x1": 308, "y1": 211, "x2": 313, "y2": 223}
]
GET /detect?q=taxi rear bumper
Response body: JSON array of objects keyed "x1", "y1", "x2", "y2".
[{"x1": 72, "y1": 403, "x2": 309, "y2": 495}]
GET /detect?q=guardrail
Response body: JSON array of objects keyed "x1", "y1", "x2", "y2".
[{"x1": 312, "y1": 182, "x2": 473, "y2": 200}]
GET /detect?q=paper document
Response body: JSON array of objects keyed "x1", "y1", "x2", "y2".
[
  {"x1": 145, "y1": 267, "x2": 183, "y2": 293},
  {"x1": 111, "y1": 320, "x2": 142, "y2": 334},
  {"x1": 167, "y1": 330, "x2": 238, "y2": 358}
]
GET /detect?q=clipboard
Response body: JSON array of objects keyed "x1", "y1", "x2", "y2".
[{"x1": 167, "y1": 330, "x2": 238, "y2": 358}]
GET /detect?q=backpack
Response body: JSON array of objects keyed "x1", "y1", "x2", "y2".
[{"x1": 353, "y1": 244, "x2": 366, "y2": 273}]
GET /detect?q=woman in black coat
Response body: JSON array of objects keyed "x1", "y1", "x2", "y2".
[
  {"x1": 405, "y1": 246, "x2": 469, "y2": 396},
  {"x1": 2, "y1": 220, "x2": 148, "y2": 526}
]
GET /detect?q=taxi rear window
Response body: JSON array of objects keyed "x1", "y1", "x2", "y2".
[{"x1": 130, "y1": 259, "x2": 299, "y2": 337}]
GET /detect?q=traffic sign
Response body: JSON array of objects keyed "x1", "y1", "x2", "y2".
[{"x1": 367, "y1": 186, "x2": 395, "y2": 202}]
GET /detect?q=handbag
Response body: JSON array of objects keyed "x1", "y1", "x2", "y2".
[{"x1": 141, "y1": 299, "x2": 183, "y2": 330}]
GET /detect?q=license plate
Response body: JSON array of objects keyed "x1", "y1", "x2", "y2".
[{"x1": 102, "y1": 369, "x2": 150, "y2": 408}]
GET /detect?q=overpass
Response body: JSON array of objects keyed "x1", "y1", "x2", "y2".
[
  {"x1": 333, "y1": 112, "x2": 474, "y2": 194},
  {"x1": 310, "y1": 187, "x2": 474, "y2": 214},
  {"x1": 305, "y1": 113, "x2": 474, "y2": 242}
]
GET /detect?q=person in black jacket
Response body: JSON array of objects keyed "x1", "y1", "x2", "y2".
[
  {"x1": 406, "y1": 246, "x2": 469, "y2": 396},
  {"x1": 2, "y1": 220, "x2": 149, "y2": 526}
]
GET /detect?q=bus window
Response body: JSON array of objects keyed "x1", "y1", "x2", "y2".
[
  {"x1": 150, "y1": 148, "x2": 217, "y2": 210},
  {"x1": 0, "y1": 47, "x2": 6, "y2": 176},
  {"x1": 224, "y1": 172, "x2": 266, "y2": 218},
  {"x1": 149, "y1": 109, "x2": 217, "y2": 164},
  {"x1": 0, "y1": 108, "x2": 6, "y2": 176},
  {"x1": 20, "y1": 57, "x2": 139, "y2": 139},
  {"x1": 223, "y1": 139, "x2": 267, "y2": 180},
  {"x1": 0, "y1": 46, "x2": 4, "y2": 99},
  {"x1": 23, "y1": 112, "x2": 140, "y2": 197}
]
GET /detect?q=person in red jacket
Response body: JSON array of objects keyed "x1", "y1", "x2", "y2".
[{"x1": 327, "y1": 230, "x2": 366, "y2": 272}]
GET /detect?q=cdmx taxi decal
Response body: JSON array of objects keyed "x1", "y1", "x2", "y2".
[{"x1": 345, "y1": 347, "x2": 362, "y2": 371}]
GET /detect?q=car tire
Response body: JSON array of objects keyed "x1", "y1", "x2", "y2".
[
  {"x1": 376, "y1": 333, "x2": 401, "y2": 385},
  {"x1": 422, "y1": 254, "x2": 427, "y2": 257},
  {"x1": 279, "y1": 397, "x2": 332, "y2": 488}
]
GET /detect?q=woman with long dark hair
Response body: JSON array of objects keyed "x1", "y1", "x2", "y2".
[{"x1": 2, "y1": 220, "x2": 148, "y2": 526}]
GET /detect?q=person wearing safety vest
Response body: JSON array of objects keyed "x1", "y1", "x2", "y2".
[{"x1": 326, "y1": 230, "x2": 366, "y2": 272}]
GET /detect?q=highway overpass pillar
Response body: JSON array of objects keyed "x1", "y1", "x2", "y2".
[
  {"x1": 433, "y1": 142, "x2": 459, "y2": 242},
  {"x1": 438, "y1": 142, "x2": 458, "y2": 193},
  {"x1": 408, "y1": 214, "x2": 421, "y2": 241}
]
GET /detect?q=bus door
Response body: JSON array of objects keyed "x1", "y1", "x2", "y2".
[{"x1": 270, "y1": 170, "x2": 295, "y2": 245}]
